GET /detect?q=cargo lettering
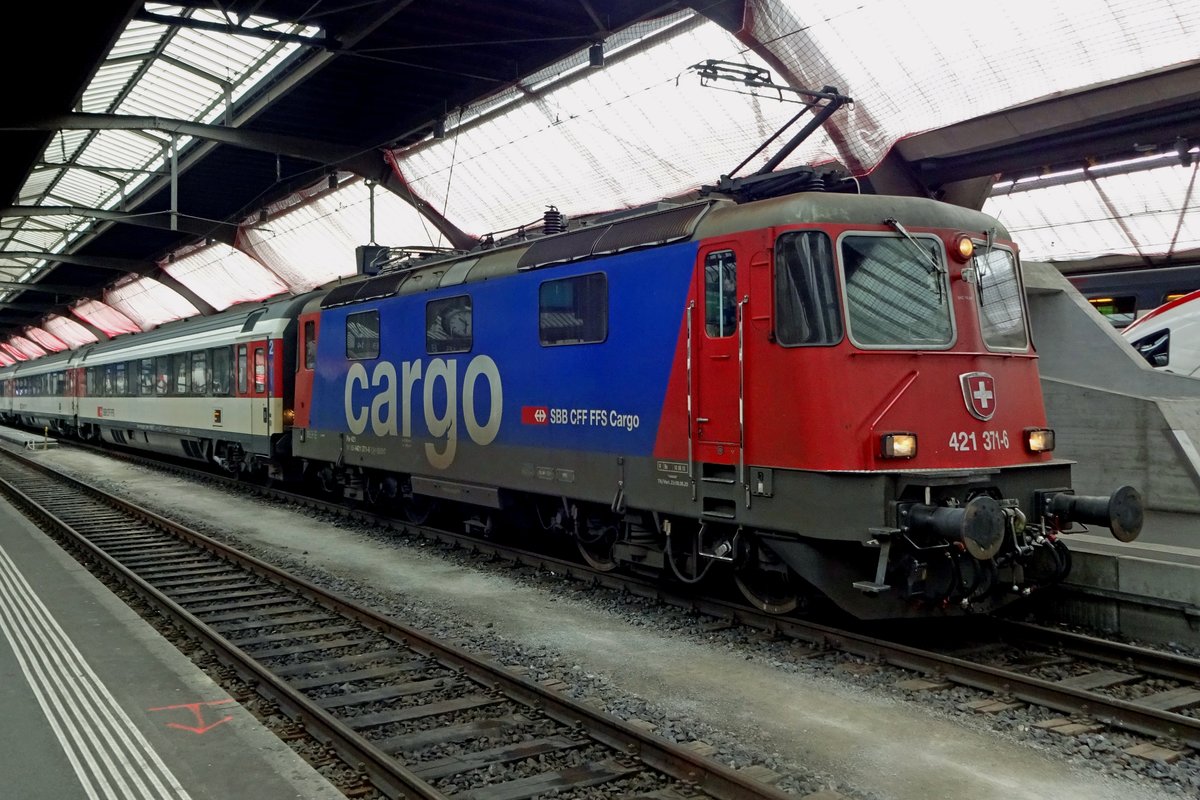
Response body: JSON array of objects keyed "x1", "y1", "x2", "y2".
[{"x1": 344, "y1": 355, "x2": 502, "y2": 469}]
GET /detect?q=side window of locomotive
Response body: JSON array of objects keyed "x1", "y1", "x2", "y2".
[
  {"x1": 346, "y1": 311, "x2": 380, "y2": 360},
  {"x1": 303, "y1": 321, "x2": 316, "y2": 369},
  {"x1": 775, "y1": 232, "x2": 842, "y2": 346},
  {"x1": 704, "y1": 250, "x2": 738, "y2": 338},
  {"x1": 211, "y1": 347, "x2": 232, "y2": 396},
  {"x1": 426, "y1": 296, "x2": 472, "y2": 354},
  {"x1": 841, "y1": 234, "x2": 953, "y2": 347},
  {"x1": 191, "y1": 351, "x2": 209, "y2": 395},
  {"x1": 974, "y1": 247, "x2": 1029, "y2": 350},
  {"x1": 539, "y1": 273, "x2": 607, "y2": 346},
  {"x1": 155, "y1": 356, "x2": 170, "y2": 396}
]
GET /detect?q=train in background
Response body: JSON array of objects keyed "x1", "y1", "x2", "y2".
[
  {"x1": 1121, "y1": 289, "x2": 1200, "y2": 376},
  {"x1": 1068, "y1": 263, "x2": 1200, "y2": 328},
  {"x1": 0, "y1": 174, "x2": 1146, "y2": 622}
]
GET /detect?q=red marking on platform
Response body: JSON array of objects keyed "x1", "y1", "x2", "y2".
[{"x1": 148, "y1": 699, "x2": 235, "y2": 735}]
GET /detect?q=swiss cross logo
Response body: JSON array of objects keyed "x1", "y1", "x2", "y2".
[
  {"x1": 960, "y1": 372, "x2": 996, "y2": 421},
  {"x1": 521, "y1": 406, "x2": 549, "y2": 425}
]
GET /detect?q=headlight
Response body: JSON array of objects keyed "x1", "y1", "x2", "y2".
[
  {"x1": 881, "y1": 433, "x2": 917, "y2": 458},
  {"x1": 1025, "y1": 427, "x2": 1055, "y2": 452}
]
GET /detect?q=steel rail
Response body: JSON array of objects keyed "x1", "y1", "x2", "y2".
[
  {"x1": 27, "y1": 441, "x2": 1200, "y2": 748},
  {"x1": 0, "y1": 445, "x2": 797, "y2": 800}
]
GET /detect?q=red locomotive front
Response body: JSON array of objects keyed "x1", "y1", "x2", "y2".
[{"x1": 658, "y1": 193, "x2": 1142, "y2": 619}]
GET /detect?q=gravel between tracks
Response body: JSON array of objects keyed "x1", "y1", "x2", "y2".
[{"x1": 24, "y1": 446, "x2": 1200, "y2": 800}]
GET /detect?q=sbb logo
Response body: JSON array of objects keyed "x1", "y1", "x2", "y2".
[{"x1": 522, "y1": 406, "x2": 549, "y2": 425}]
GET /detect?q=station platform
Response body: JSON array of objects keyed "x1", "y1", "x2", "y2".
[
  {"x1": 0, "y1": 494, "x2": 345, "y2": 800},
  {"x1": 1043, "y1": 509, "x2": 1200, "y2": 646},
  {"x1": 0, "y1": 425, "x2": 56, "y2": 450}
]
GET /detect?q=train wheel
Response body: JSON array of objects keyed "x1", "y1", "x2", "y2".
[
  {"x1": 734, "y1": 539, "x2": 799, "y2": 615},
  {"x1": 577, "y1": 522, "x2": 618, "y2": 572},
  {"x1": 403, "y1": 493, "x2": 436, "y2": 526}
]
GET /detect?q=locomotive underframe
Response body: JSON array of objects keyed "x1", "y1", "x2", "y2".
[{"x1": 292, "y1": 427, "x2": 1084, "y2": 619}]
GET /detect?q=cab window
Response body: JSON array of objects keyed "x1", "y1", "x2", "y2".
[
  {"x1": 775, "y1": 232, "x2": 841, "y2": 345},
  {"x1": 704, "y1": 250, "x2": 737, "y2": 338},
  {"x1": 974, "y1": 247, "x2": 1029, "y2": 350},
  {"x1": 303, "y1": 321, "x2": 316, "y2": 369}
]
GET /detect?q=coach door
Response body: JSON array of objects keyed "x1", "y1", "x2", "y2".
[
  {"x1": 251, "y1": 341, "x2": 270, "y2": 436},
  {"x1": 691, "y1": 243, "x2": 744, "y2": 461}
]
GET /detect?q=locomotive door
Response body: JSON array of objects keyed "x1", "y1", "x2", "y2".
[{"x1": 692, "y1": 243, "x2": 743, "y2": 457}]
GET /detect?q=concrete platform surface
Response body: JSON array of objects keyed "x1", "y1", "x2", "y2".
[{"x1": 0, "y1": 494, "x2": 345, "y2": 800}]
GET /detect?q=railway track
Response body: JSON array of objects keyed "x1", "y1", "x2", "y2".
[
  {"x1": 0, "y1": 445, "x2": 799, "y2": 800},
  {"x1": 12, "y1": 440, "x2": 1200, "y2": 759}
]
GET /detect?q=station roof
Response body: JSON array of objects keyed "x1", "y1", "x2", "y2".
[{"x1": 1, "y1": 0, "x2": 1198, "y2": 361}]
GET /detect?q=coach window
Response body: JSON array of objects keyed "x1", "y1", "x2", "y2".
[
  {"x1": 211, "y1": 347, "x2": 231, "y2": 395},
  {"x1": 139, "y1": 359, "x2": 154, "y2": 396},
  {"x1": 427, "y1": 296, "x2": 472, "y2": 354},
  {"x1": 114, "y1": 363, "x2": 129, "y2": 396},
  {"x1": 539, "y1": 273, "x2": 607, "y2": 346},
  {"x1": 704, "y1": 251, "x2": 737, "y2": 337},
  {"x1": 237, "y1": 345, "x2": 248, "y2": 394},
  {"x1": 346, "y1": 311, "x2": 380, "y2": 359},
  {"x1": 155, "y1": 356, "x2": 170, "y2": 395},
  {"x1": 974, "y1": 247, "x2": 1029, "y2": 350},
  {"x1": 841, "y1": 233, "x2": 953, "y2": 348},
  {"x1": 775, "y1": 232, "x2": 842, "y2": 345},
  {"x1": 254, "y1": 347, "x2": 266, "y2": 393},
  {"x1": 191, "y1": 351, "x2": 209, "y2": 395},
  {"x1": 303, "y1": 321, "x2": 316, "y2": 369},
  {"x1": 173, "y1": 353, "x2": 189, "y2": 395}
]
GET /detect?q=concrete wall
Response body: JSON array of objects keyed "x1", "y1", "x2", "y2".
[{"x1": 1025, "y1": 262, "x2": 1200, "y2": 512}]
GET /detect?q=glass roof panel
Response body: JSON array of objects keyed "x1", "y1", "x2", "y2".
[
  {"x1": 239, "y1": 177, "x2": 441, "y2": 292},
  {"x1": 0, "y1": 4, "x2": 319, "y2": 305},
  {"x1": 23, "y1": 328, "x2": 68, "y2": 353},
  {"x1": 83, "y1": 60, "x2": 143, "y2": 114},
  {"x1": 72, "y1": 300, "x2": 142, "y2": 338},
  {"x1": 986, "y1": 159, "x2": 1200, "y2": 262},
  {"x1": 43, "y1": 315, "x2": 100, "y2": 348},
  {"x1": 388, "y1": 15, "x2": 828, "y2": 236},
  {"x1": 163, "y1": 243, "x2": 290, "y2": 310},
  {"x1": 0, "y1": 344, "x2": 27, "y2": 362},
  {"x1": 0, "y1": 352, "x2": 15, "y2": 367},
  {"x1": 9, "y1": 336, "x2": 47, "y2": 359},
  {"x1": 105, "y1": 276, "x2": 199, "y2": 329},
  {"x1": 742, "y1": 0, "x2": 1200, "y2": 172}
]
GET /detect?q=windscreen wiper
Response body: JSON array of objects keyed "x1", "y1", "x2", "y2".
[{"x1": 883, "y1": 217, "x2": 944, "y2": 301}]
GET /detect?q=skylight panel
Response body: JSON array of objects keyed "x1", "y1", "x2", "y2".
[
  {"x1": 23, "y1": 328, "x2": 68, "y2": 353},
  {"x1": 105, "y1": 275, "x2": 200, "y2": 329},
  {"x1": 73, "y1": 299, "x2": 143, "y2": 337},
  {"x1": 389, "y1": 19, "x2": 826, "y2": 235},
  {"x1": 42, "y1": 315, "x2": 99, "y2": 348},
  {"x1": 83, "y1": 61, "x2": 142, "y2": 114},
  {"x1": 9, "y1": 336, "x2": 47, "y2": 359},
  {"x1": 163, "y1": 243, "x2": 289, "y2": 310}
]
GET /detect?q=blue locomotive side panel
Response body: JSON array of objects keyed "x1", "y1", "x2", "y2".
[{"x1": 308, "y1": 242, "x2": 698, "y2": 469}]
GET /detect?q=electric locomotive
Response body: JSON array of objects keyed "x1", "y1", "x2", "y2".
[{"x1": 287, "y1": 175, "x2": 1143, "y2": 621}]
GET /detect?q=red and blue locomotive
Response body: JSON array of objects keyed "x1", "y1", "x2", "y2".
[
  {"x1": 0, "y1": 180, "x2": 1143, "y2": 620},
  {"x1": 284, "y1": 181, "x2": 1141, "y2": 619}
]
